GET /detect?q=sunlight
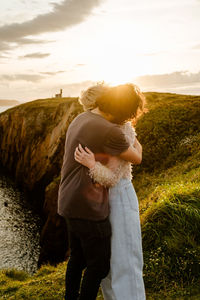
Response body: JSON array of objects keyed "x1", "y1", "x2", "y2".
[
  {"x1": 94, "y1": 53, "x2": 153, "y2": 87},
  {"x1": 87, "y1": 22, "x2": 157, "y2": 86}
]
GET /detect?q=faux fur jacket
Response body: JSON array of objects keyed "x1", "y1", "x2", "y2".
[{"x1": 89, "y1": 122, "x2": 136, "y2": 187}]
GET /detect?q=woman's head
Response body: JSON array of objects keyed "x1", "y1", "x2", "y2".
[
  {"x1": 96, "y1": 83, "x2": 145, "y2": 124},
  {"x1": 78, "y1": 83, "x2": 108, "y2": 111}
]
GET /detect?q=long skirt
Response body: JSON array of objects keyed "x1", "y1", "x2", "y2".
[{"x1": 101, "y1": 178, "x2": 146, "y2": 300}]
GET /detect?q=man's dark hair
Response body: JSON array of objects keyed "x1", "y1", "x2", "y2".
[{"x1": 96, "y1": 83, "x2": 145, "y2": 124}]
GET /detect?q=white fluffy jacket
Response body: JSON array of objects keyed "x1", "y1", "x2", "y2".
[{"x1": 89, "y1": 122, "x2": 136, "y2": 187}]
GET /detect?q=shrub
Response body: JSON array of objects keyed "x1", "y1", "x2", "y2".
[
  {"x1": 141, "y1": 182, "x2": 200, "y2": 289},
  {"x1": 136, "y1": 93, "x2": 200, "y2": 172},
  {"x1": 4, "y1": 269, "x2": 29, "y2": 281}
]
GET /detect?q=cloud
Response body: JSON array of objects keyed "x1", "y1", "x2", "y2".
[
  {"x1": 192, "y1": 44, "x2": 200, "y2": 49},
  {"x1": 135, "y1": 71, "x2": 200, "y2": 88},
  {"x1": 61, "y1": 80, "x2": 95, "y2": 96},
  {"x1": 0, "y1": 55, "x2": 8, "y2": 60},
  {"x1": 19, "y1": 52, "x2": 51, "y2": 59},
  {"x1": 0, "y1": 0, "x2": 104, "y2": 51},
  {"x1": 0, "y1": 38, "x2": 52, "y2": 53},
  {"x1": 0, "y1": 42, "x2": 12, "y2": 51},
  {"x1": 42, "y1": 80, "x2": 96, "y2": 98},
  {"x1": 0, "y1": 55, "x2": 8, "y2": 63},
  {"x1": 141, "y1": 52, "x2": 163, "y2": 56},
  {"x1": 40, "y1": 71, "x2": 65, "y2": 75},
  {"x1": 76, "y1": 63, "x2": 86, "y2": 67},
  {"x1": 16, "y1": 37, "x2": 52, "y2": 45},
  {"x1": 0, "y1": 38, "x2": 53, "y2": 55},
  {"x1": 0, "y1": 74, "x2": 45, "y2": 82},
  {"x1": 0, "y1": 69, "x2": 67, "y2": 83},
  {"x1": 0, "y1": 79, "x2": 96, "y2": 101}
]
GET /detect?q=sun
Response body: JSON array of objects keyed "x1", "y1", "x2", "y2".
[
  {"x1": 94, "y1": 56, "x2": 144, "y2": 87},
  {"x1": 92, "y1": 46, "x2": 151, "y2": 87},
  {"x1": 86, "y1": 22, "x2": 156, "y2": 87},
  {"x1": 104, "y1": 72, "x2": 134, "y2": 87}
]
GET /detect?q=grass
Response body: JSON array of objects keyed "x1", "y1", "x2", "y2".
[
  {"x1": 1, "y1": 263, "x2": 200, "y2": 299},
  {"x1": 0, "y1": 92, "x2": 200, "y2": 298},
  {"x1": 133, "y1": 150, "x2": 200, "y2": 294},
  {"x1": 1, "y1": 153, "x2": 200, "y2": 298},
  {"x1": 0, "y1": 264, "x2": 65, "y2": 300}
]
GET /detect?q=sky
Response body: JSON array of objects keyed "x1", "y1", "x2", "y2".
[{"x1": 0, "y1": 0, "x2": 200, "y2": 102}]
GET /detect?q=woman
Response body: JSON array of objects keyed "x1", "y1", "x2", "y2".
[{"x1": 75, "y1": 83, "x2": 146, "y2": 300}]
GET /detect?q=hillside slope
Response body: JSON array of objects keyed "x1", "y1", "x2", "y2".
[
  {"x1": 134, "y1": 92, "x2": 200, "y2": 289},
  {"x1": 0, "y1": 93, "x2": 199, "y2": 291}
]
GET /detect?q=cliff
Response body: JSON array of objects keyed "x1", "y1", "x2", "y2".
[
  {"x1": 0, "y1": 92, "x2": 200, "y2": 285},
  {"x1": 0, "y1": 97, "x2": 83, "y2": 265}
]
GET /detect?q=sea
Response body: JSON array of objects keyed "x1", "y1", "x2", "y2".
[
  {"x1": 0, "y1": 173, "x2": 41, "y2": 274},
  {"x1": 0, "y1": 104, "x2": 41, "y2": 274}
]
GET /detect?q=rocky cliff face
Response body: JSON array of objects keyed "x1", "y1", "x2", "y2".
[
  {"x1": 0, "y1": 97, "x2": 83, "y2": 265},
  {"x1": 1, "y1": 92, "x2": 199, "y2": 268}
]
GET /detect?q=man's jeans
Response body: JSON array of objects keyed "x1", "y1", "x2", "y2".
[{"x1": 65, "y1": 218, "x2": 111, "y2": 300}]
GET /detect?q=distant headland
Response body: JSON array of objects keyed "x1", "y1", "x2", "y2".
[{"x1": 0, "y1": 99, "x2": 20, "y2": 106}]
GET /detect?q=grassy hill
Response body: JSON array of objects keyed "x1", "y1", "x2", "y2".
[
  {"x1": 0, "y1": 92, "x2": 200, "y2": 299},
  {"x1": 133, "y1": 92, "x2": 200, "y2": 292}
]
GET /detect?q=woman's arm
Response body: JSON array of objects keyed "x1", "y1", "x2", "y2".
[
  {"x1": 74, "y1": 144, "x2": 122, "y2": 187},
  {"x1": 119, "y1": 137, "x2": 142, "y2": 164}
]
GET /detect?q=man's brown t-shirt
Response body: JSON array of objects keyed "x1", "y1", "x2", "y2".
[{"x1": 57, "y1": 111, "x2": 129, "y2": 221}]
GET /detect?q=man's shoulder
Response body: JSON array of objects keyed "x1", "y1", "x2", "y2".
[
  {"x1": 72, "y1": 111, "x2": 88, "y2": 122},
  {"x1": 70, "y1": 111, "x2": 115, "y2": 128},
  {"x1": 68, "y1": 111, "x2": 124, "y2": 139},
  {"x1": 67, "y1": 111, "x2": 88, "y2": 129}
]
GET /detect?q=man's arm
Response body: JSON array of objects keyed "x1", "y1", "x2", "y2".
[{"x1": 119, "y1": 138, "x2": 142, "y2": 165}]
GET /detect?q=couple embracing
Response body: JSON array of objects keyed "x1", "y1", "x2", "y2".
[{"x1": 58, "y1": 83, "x2": 146, "y2": 300}]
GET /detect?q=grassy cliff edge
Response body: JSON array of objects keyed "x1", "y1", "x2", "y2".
[{"x1": 0, "y1": 92, "x2": 200, "y2": 299}]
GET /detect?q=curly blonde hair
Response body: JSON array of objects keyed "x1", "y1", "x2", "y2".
[{"x1": 78, "y1": 83, "x2": 108, "y2": 111}]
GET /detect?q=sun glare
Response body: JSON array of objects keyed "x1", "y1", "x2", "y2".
[
  {"x1": 90, "y1": 38, "x2": 155, "y2": 86},
  {"x1": 94, "y1": 53, "x2": 151, "y2": 87},
  {"x1": 85, "y1": 17, "x2": 162, "y2": 87}
]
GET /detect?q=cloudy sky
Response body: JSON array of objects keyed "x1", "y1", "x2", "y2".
[{"x1": 0, "y1": 0, "x2": 200, "y2": 101}]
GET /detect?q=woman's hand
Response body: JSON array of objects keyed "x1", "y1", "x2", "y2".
[{"x1": 74, "y1": 144, "x2": 96, "y2": 169}]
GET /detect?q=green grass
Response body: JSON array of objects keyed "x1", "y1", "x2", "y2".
[
  {"x1": 0, "y1": 263, "x2": 105, "y2": 300},
  {"x1": 133, "y1": 150, "x2": 200, "y2": 293},
  {"x1": 0, "y1": 92, "x2": 200, "y2": 298},
  {"x1": 135, "y1": 92, "x2": 200, "y2": 172},
  {"x1": 0, "y1": 264, "x2": 65, "y2": 300},
  {"x1": 1, "y1": 155, "x2": 200, "y2": 298},
  {"x1": 132, "y1": 92, "x2": 200, "y2": 292},
  {"x1": 1, "y1": 263, "x2": 199, "y2": 299}
]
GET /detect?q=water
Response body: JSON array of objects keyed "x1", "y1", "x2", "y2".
[{"x1": 0, "y1": 173, "x2": 41, "y2": 274}]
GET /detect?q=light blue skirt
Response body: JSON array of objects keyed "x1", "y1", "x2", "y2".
[{"x1": 101, "y1": 178, "x2": 146, "y2": 300}]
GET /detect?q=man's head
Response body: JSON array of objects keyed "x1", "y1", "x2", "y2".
[
  {"x1": 96, "y1": 83, "x2": 145, "y2": 124},
  {"x1": 78, "y1": 83, "x2": 108, "y2": 111}
]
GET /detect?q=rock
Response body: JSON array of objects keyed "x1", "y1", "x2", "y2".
[
  {"x1": 0, "y1": 97, "x2": 83, "y2": 265},
  {"x1": 38, "y1": 176, "x2": 69, "y2": 266}
]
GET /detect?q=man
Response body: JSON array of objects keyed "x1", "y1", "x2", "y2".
[{"x1": 58, "y1": 84, "x2": 142, "y2": 300}]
